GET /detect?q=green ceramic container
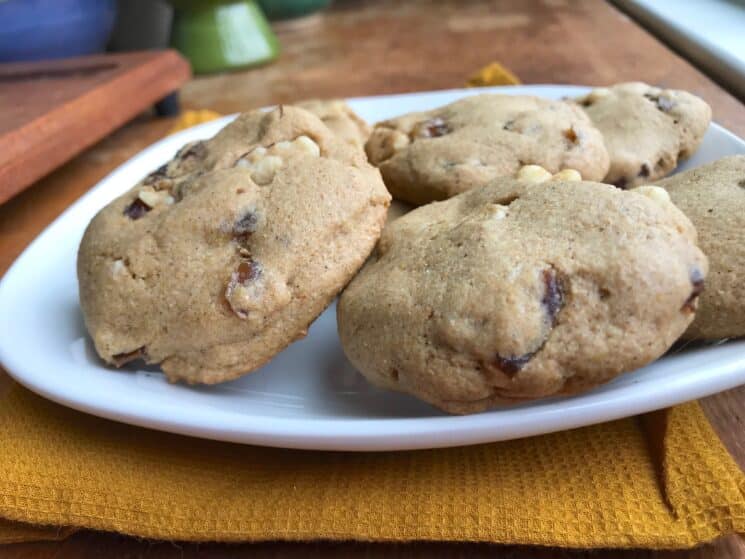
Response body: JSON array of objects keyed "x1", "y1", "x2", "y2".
[
  {"x1": 258, "y1": 0, "x2": 330, "y2": 20},
  {"x1": 170, "y1": 0, "x2": 279, "y2": 74}
]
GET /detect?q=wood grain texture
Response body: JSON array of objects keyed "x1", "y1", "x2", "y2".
[
  {"x1": 180, "y1": 0, "x2": 744, "y2": 136},
  {"x1": 0, "y1": 51, "x2": 190, "y2": 205},
  {"x1": 0, "y1": 0, "x2": 743, "y2": 557}
]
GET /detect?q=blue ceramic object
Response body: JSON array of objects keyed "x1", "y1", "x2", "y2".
[{"x1": 0, "y1": 0, "x2": 117, "y2": 62}]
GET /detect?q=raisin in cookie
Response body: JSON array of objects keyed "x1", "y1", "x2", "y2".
[
  {"x1": 575, "y1": 82, "x2": 711, "y2": 188},
  {"x1": 78, "y1": 106, "x2": 390, "y2": 384},
  {"x1": 364, "y1": 94, "x2": 609, "y2": 205},
  {"x1": 296, "y1": 99, "x2": 370, "y2": 149},
  {"x1": 655, "y1": 155, "x2": 745, "y2": 339},
  {"x1": 337, "y1": 169, "x2": 707, "y2": 413}
]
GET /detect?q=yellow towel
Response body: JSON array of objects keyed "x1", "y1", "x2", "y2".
[
  {"x1": 0, "y1": 385, "x2": 743, "y2": 548},
  {"x1": 467, "y1": 62, "x2": 521, "y2": 87}
]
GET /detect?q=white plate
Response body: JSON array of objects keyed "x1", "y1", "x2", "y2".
[{"x1": 1, "y1": 86, "x2": 744, "y2": 451}]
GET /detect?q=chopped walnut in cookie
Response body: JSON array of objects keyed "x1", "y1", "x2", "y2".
[
  {"x1": 111, "y1": 259, "x2": 128, "y2": 277},
  {"x1": 365, "y1": 128, "x2": 410, "y2": 162},
  {"x1": 235, "y1": 135, "x2": 321, "y2": 185},
  {"x1": 411, "y1": 117, "x2": 450, "y2": 139},
  {"x1": 516, "y1": 164, "x2": 582, "y2": 184},
  {"x1": 364, "y1": 117, "x2": 449, "y2": 163},
  {"x1": 225, "y1": 259, "x2": 263, "y2": 319},
  {"x1": 137, "y1": 187, "x2": 175, "y2": 208},
  {"x1": 224, "y1": 257, "x2": 293, "y2": 321},
  {"x1": 487, "y1": 203, "x2": 509, "y2": 220},
  {"x1": 577, "y1": 87, "x2": 611, "y2": 107},
  {"x1": 644, "y1": 93, "x2": 676, "y2": 113},
  {"x1": 630, "y1": 185, "x2": 671, "y2": 204},
  {"x1": 123, "y1": 186, "x2": 175, "y2": 220},
  {"x1": 552, "y1": 169, "x2": 582, "y2": 182},
  {"x1": 517, "y1": 164, "x2": 552, "y2": 183},
  {"x1": 143, "y1": 164, "x2": 170, "y2": 188}
]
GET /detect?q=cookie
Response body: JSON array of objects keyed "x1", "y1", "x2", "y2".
[
  {"x1": 337, "y1": 168, "x2": 707, "y2": 413},
  {"x1": 296, "y1": 99, "x2": 371, "y2": 149},
  {"x1": 78, "y1": 106, "x2": 390, "y2": 384},
  {"x1": 364, "y1": 94, "x2": 610, "y2": 205},
  {"x1": 655, "y1": 155, "x2": 745, "y2": 339},
  {"x1": 575, "y1": 82, "x2": 711, "y2": 188}
]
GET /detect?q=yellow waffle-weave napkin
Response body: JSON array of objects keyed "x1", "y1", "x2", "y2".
[{"x1": 0, "y1": 384, "x2": 744, "y2": 548}]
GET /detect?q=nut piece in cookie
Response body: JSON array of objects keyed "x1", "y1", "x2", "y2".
[
  {"x1": 365, "y1": 94, "x2": 610, "y2": 206},
  {"x1": 78, "y1": 105, "x2": 391, "y2": 384},
  {"x1": 655, "y1": 155, "x2": 745, "y2": 339},
  {"x1": 575, "y1": 82, "x2": 711, "y2": 188},
  {"x1": 295, "y1": 99, "x2": 371, "y2": 149},
  {"x1": 516, "y1": 164, "x2": 582, "y2": 184},
  {"x1": 235, "y1": 135, "x2": 321, "y2": 185},
  {"x1": 338, "y1": 175, "x2": 707, "y2": 414}
]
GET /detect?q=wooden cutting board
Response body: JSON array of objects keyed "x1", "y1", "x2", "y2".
[{"x1": 0, "y1": 50, "x2": 190, "y2": 205}]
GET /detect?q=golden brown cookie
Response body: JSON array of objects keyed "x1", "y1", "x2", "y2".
[
  {"x1": 656, "y1": 155, "x2": 745, "y2": 339},
  {"x1": 78, "y1": 106, "x2": 390, "y2": 384},
  {"x1": 365, "y1": 94, "x2": 610, "y2": 205},
  {"x1": 575, "y1": 82, "x2": 711, "y2": 188},
  {"x1": 296, "y1": 99, "x2": 371, "y2": 149},
  {"x1": 338, "y1": 170, "x2": 707, "y2": 413}
]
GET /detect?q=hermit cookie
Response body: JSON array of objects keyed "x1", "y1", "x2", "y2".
[
  {"x1": 655, "y1": 155, "x2": 745, "y2": 339},
  {"x1": 364, "y1": 94, "x2": 610, "y2": 205},
  {"x1": 338, "y1": 170, "x2": 707, "y2": 413},
  {"x1": 78, "y1": 105, "x2": 391, "y2": 384},
  {"x1": 575, "y1": 82, "x2": 711, "y2": 188},
  {"x1": 296, "y1": 99, "x2": 371, "y2": 149}
]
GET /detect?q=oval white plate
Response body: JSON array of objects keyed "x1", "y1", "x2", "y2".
[{"x1": 1, "y1": 86, "x2": 744, "y2": 451}]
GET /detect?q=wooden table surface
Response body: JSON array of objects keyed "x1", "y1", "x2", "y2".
[{"x1": 1, "y1": 1, "x2": 743, "y2": 557}]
